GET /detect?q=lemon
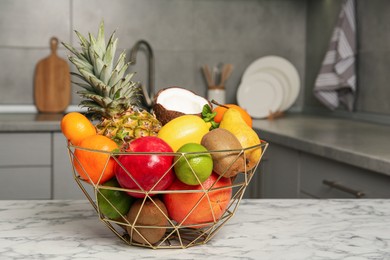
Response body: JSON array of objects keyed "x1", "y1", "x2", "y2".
[
  {"x1": 174, "y1": 143, "x2": 213, "y2": 185},
  {"x1": 157, "y1": 115, "x2": 210, "y2": 151}
]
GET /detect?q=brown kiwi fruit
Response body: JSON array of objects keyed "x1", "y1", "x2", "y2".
[
  {"x1": 126, "y1": 198, "x2": 168, "y2": 245},
  {"x1": 201, "y1": 128, "x2": 245, "y2": 178}
]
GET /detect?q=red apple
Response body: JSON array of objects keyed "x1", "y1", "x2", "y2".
[{"x1": 115, "y1": 136, "x2": 175, "y2": 198}]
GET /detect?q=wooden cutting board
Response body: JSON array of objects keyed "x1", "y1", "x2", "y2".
[{"x1": 34, "y1": 37, "x2": 71, "y2": 113}]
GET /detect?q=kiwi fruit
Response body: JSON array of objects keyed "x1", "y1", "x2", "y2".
[
  {"x1": 201, "y1": 128, "x2": 245, "y2": 178},
  {"x1": 126, "y1": 198, "x2": 168, "y2": 245}
]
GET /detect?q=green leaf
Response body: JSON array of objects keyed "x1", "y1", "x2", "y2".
[
  {"x1": 202, "y1": 104, "x2": 212, "y2": 116},
  {"x1": 96, "y1": 20, "x2": 106, "y2": 58},
  {"x1": 210, "y1": 121, "x2": 220, "y2": 130},
  {"x1": 201, "y1": 104, "x2": 219, "y2": 130}
]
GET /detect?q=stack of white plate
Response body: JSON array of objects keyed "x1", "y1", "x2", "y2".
[{"x1": 237, "y1": 56, "x2": 300, "y2": 119}]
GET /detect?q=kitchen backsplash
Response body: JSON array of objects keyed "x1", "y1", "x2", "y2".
[
  {"x1": 1, "y1": 0, "x2": 389, "y2": 122},
  {"x1": 0, "y1": 0, "x2": 306, "y2": 110}
]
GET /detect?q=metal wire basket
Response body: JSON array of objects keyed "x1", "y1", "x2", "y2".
[{"x1": 67, "y1": 140, "x2": 268, "y2": 249}]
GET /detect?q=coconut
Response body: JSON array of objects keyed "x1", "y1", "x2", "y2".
[{"x1": 153, "y1": 87, "x2": 211, "y2": 125}]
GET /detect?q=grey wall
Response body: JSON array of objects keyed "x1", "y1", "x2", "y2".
[
  {"x1": 2, "y1": 0, "x2": 389, "y2": 124},
  {"x1": 0, "y1": 0, "x2": 306, "y2": 110},
  {"x1": 356, "y1": 0, "x2": 390, "y2": 115},
  {"x1": 304, "y1": 0, "x2": 390, "y2": 123}
]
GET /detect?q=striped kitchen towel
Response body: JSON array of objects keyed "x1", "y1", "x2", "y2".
[{"x1": 314, "y1": 0, "x2": 357, "y2": 111}]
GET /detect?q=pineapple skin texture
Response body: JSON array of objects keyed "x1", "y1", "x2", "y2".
[{"x1": 96, "y1": 109, "x2": 162, "y2": 144}]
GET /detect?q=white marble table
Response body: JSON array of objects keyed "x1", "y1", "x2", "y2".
[{"x1": 0, "y1": 199, "x2": 389, "y2": 259}]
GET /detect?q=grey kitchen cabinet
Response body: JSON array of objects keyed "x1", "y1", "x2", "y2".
[
  {"x1": 0, "y1": 133, "x2": 52, "y2": 199},
  {"x1": 259, "y1": 142, "x2": 390, "y2": 199},
  {"x1": 300, "y1": 153, "x2": 390, "y2": 198},
  {"x1": 0, "y1": 167, "x2": 51, "y2": 199},
  {"x1": 242, "y1": 161, "x2": 264, "y2": 199},
  {"x1": 2, "y1": 127, "x2": 389, "y2": 200},
  {"x1": 259, "y1": 143, "x2": 300, "y2": 198},
  {"x1": 53, "y1": 133, "x2": 93, "y2": 199},
  {"x1": 0, "y1": 133, "x2": 51, "y2": 166},
  {"x1": 0, "y1": 132, "x2": 92, "y2": 200}
]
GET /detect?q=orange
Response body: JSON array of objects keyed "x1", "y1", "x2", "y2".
[
  {"x1": 61, "y1": 112, "x2": 96, "y2": 145},
  {"x1": 213, "y1": 104, "x2": 252, "y2": 127},
  {"x1": 73, "y1": 134, "x2": 118, "y2": 185},
  {"x1": 163, "y1": 173, "x2": 232, "y2": 227}
]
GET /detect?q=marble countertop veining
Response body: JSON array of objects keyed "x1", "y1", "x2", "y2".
[{"x1": 0, "y1": 199, "x2": 389, "y2": 259}]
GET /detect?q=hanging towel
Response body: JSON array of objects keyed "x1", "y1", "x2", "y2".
[{"x1": 314, "y1": 0, "x2": 357, "y2": 111}]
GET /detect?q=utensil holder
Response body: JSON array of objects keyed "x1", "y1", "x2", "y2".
[{"x1": 208, "y1": 87, "x2": 226, "y2": 104}]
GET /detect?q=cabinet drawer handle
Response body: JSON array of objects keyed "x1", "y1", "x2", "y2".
[{"x1": 322, "y1": 180, "x2": 365, "y2": 198}]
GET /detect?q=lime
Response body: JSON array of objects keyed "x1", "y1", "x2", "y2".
[
  {"x1": 97, "y1": 178, "x2": 134, "y2": 219},
  {"x1": 174, "y1": 143, "x2": 213, "y2": 185}
]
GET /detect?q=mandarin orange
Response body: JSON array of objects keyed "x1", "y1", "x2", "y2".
[
  {"x1": 61, "y1": 112, "x2": 97, "y2": 145},
  {"x1": 213, "y1": 104, "x2": 252, "y2": 127},
  {"x1": 73, "y1": 134, "x2": 118, "y2": 184}
]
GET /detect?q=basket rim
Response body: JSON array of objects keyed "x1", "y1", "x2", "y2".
[{"x1": 67, "y1": 140, "x2": 268, "y2": 155}]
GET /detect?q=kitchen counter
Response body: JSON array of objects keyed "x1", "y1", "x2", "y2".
[
  {"x1": 0, "y1": 199, "x2": 389, "y2": 259},
  {"x1": 0, "y1": 113, "x2": 63, "y2": 132},
  {"x1": 253, "y1": 114, "x2": 390, "y2": 176}
]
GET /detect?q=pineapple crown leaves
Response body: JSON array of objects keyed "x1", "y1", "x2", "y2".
[{"x1": 62, "y1": 20, "x2": 141, "y2": 119}]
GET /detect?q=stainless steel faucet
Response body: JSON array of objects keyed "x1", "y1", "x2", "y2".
[{"x1": 129, "y1": 40, "x2": 155, "y2": 109}]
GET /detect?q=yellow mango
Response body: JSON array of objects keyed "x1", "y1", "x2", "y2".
[{"x1": 158, "y1": 115, "x2": 210, "y2": 152}]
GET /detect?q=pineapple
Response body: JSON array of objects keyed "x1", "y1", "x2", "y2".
[{"x1": 62, "y1": 21, "x2": 161, "y2": 144}]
